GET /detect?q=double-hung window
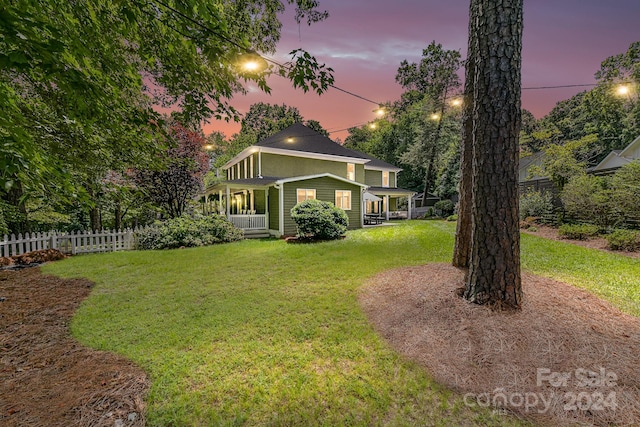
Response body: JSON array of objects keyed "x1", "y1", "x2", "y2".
[
  {"x1": 382, "y1": 171, "x2": 390, "y2": 188},
  {"x1": 335, "y1": 190, "x2": 352, "y2": 210},
  {"x1": 297, "y1": 189, "x2": 316, "y2": 203},
  {"x1": 347, "y1": 163, "x2": 356, "y2": 181}
]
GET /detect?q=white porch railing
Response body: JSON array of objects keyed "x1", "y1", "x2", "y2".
[{"x1": 228, "y1": 214, "x2": 267, "y2": 230}]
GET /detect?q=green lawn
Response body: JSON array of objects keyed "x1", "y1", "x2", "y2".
[{"x1": 42, "y1": 221, "x2": 640, "y2": 426}]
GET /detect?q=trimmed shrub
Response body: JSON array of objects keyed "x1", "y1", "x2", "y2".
[
  {"x1": 434, "y1": 200, "x2": 455, "y2": 217},
  {"x1": 561, "y1": 175, "x2": 619, "y2": 229},
  {"x1": 446, "y1": 214, "x2": 458, "y2": 222},
  {"x1": 519, "y1": 190, "x2": 553, "y2": 221},
  {"x1": 606, "y1": 229, "x2": 640, "y2": 251},
  {"x1": 558, "y1": 223, "x2": 600, "y2": 240},
  {"x1": 135, "y1": 214, "x2": 243, "y2": 250},
  {"x1": 290, "y1": 199, "x2": 348, "y2": 240}
]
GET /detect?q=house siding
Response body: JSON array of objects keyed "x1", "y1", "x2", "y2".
[
  {"x1": 268, "y1": 187, "x2": 280, "y2": 231},
  {"x1": 261, "y1": 153, "x2": 363, "y2": 182},
  {"x1": 254, "y1": 189, "x2": 266, "y2": 214},
  {"x1": 365, "y1": 170, "x2": 382, "y2": 187},
  {"x1": 282, "y1": 177, "x2": 362, "y2": 236}
]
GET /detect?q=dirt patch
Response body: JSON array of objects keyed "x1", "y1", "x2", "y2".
[
  {"x1": 0, "y1": 267, "x2": 149, "y2": 426},
  {"x1": 359, "y1": 263, "x2": 640, "y2": 426},
  {"x1": 523, "y1": 225, "x2": 640, "y2": 259}
]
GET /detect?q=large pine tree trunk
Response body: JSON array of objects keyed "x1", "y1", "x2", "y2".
[
  {"x1": 452, "y1": 0, "x2": 478, "y2": 269},
  {"x1": 463, "y1": 0, "x2": 523, "y2": 309}
]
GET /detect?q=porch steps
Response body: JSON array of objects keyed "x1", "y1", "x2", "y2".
[{"x1": 243, "y1": 229, "x2": 272, "y2": 239}]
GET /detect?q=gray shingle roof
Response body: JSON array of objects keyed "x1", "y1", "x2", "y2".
[{"x1": 255, "y1": 123, "x2": 364, "y2": 159}]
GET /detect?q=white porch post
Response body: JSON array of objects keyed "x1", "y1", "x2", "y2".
[
  {"x1": 225, "y1": 186, "x2": 231, "y2": 217},
  {"x1": 265, "y1": 188, "x2": 269, "y2": 228},
  {"x1": 218, "y1": 190, "x2": 223, "y2": 214},
  {"x1": 250, "y1": 189, "x2": 255, "y2": 212},
  {"x1": 278, "y1": 184, "x2": 284, "y2": 236},
  {"x1": 384, "y1": 195, "x2": 389, "y2": 220},
  {"x1": 360, "y1": 189, "x2": 365, "y2": 227},
  {"x1": 407, "y1": 194, "x2": 413, "y2": 220}
]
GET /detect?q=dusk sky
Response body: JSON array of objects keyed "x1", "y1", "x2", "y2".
[{"x1": 205, "y1": 1, "x2": 640, "y2": 141}]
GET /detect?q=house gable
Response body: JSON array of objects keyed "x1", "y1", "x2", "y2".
[
  {"x1": 278, "y1": 174, "x2": 364, "y2": 235},
  {"x1": 593, "y1": 135, "x2": 640, "y2": 173}
]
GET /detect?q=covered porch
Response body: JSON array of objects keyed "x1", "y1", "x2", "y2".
[
  {"x1": 364, "y1": 187, "x2": 416, "y2": 221},
  {"x1": 204, "y1": 178, "x2": 277, "y2": 231}
]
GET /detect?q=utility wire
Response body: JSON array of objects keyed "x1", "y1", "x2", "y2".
[{"x1": 143, "y1": 0, "x2": 629, "y2": 137}]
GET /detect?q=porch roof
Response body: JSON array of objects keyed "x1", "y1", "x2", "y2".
[
  {"x1": 205, "y1": 176, "x2": 281, "y2": 193},
  {"x1": 367, "y1": 186, "x2": 416, "y2": 197}
]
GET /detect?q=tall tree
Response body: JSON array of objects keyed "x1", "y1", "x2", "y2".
[
  {"x1": 458, "y1": 0, "x2": 524, "y2": 309},
  {"x1": 0, "y1": 0, "x2": 333, "y2": 232},
  {"x1": 240, "y1": 103, "x2": 305, "y2": 141},
  {"x1": 452, "y1": 0, "x2": 478, "y2": 269},
  {"x1": 396, "y1": 42, "x2": 462, "y2": 204},
  {"x1": 133, "y1": 123, "x2": 210, "y2": 218}
]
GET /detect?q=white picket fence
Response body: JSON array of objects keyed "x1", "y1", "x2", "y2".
[{"x1": 0, "y1": 229, "x2": 138, "y2": 257}]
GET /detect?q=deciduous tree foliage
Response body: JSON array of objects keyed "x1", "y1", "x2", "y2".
[
  {"x1": 133, "y1": 123, "x2": 210, "y2": 218},
  {"x1": 396, "y1": 42, "x2": 462, "y2": 203},
  {"x1": 0, "y1": 0, "x2": 334, "y2": 233},
  {"x1": 520, "y1": 41, "x2": 640, "y2": 164}
]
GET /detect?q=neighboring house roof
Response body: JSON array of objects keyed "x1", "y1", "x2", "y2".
[
  {"x1": 224, "y1": 123, "x2": 402, "y2": 170},
  {"x1": 518, "y1": 151, "x2": 546, "y2": 182},
  {"x1": 593, "y1": 135, "x2": 640, "y2": 172}
]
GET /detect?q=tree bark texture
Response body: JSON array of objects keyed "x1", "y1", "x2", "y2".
[
  {"x1": 452, "y1": 0, "x2": 478, "y2": 269},
  {"x1": 463, "y1": 0, "x2": 523, "y2": 309}
]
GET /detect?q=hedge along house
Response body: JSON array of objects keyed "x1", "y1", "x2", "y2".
[{"x1": 204, "y1": 123, "x2": 415, "y2": 237}]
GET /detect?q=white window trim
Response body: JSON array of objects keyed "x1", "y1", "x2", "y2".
[
  {"x1": 244, "y1": 158, "x2": 248, "y2": 179},
  {"x1": 347, "y1": 163, "x2": 355, "y2": 181},
  {"x1": 296, "y1": 188, "x2": 316, "y2": 204},
  {"x1": 382, "y1": 171, "x2": 389, "y2": 188},
  {"x1": 335, "y1": 190, "x2": 352, "y2": 210},
  {"x1": 250, "y1": 155, "x2": 254, "y2": 178}
]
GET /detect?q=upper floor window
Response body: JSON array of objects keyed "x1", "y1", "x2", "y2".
[
  {"x1": 335, "y1": 190, "x2": 352, "y2": 210},
  {"x1": 347, "y1": 163, "x2": 355, "y2": 181},
  {"x1": 297, "y1": 189, "x2": 316, "y2": 204},
  {"x1": 382, "y1": 171, "x2": 389, "y2": 187}
]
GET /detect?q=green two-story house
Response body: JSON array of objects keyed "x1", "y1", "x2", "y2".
[{"x1": 205, "y1": 123, "x2": 415, "y2": 237}]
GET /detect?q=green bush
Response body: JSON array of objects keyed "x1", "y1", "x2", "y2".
[
  {"x1": 434, "y1": 200, "x2": 455, "y2": 217},
  {"x1": 561, "y1": 175, "x2": 619, "y2": 228},
  {"x1": 606, "y1": 229, "x2": 640, "y2": 251},
  {"x1": 446, "y1": 214, "x2": 458, "y2": 222},
  {"x1": 290, "y1": 199, "x2": 348, "y2": 240},
  {"x1": 519, "y1": 190, "x2": 553, "y2": 221},
  {"x1": 135, "y1": 214, "x2": 243, "y2": 250},
  {"x1": 558, "y1": 223, "x2": 600, "y2": 240},
  {"x1": 424, "y1": 207, "x2": 435, "y2": 218}
]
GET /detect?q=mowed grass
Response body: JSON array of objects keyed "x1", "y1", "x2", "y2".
[{"x1": 42, "y1": 221, "x2": 640, "y2": 425}]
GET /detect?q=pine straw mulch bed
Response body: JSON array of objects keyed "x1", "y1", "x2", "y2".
[
  {"x1": 359, "y1": 263, "x2": 640, "y2": 427},
  {"x1": 0, "y1": 266, "x2": 149, "y2": 427}
]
